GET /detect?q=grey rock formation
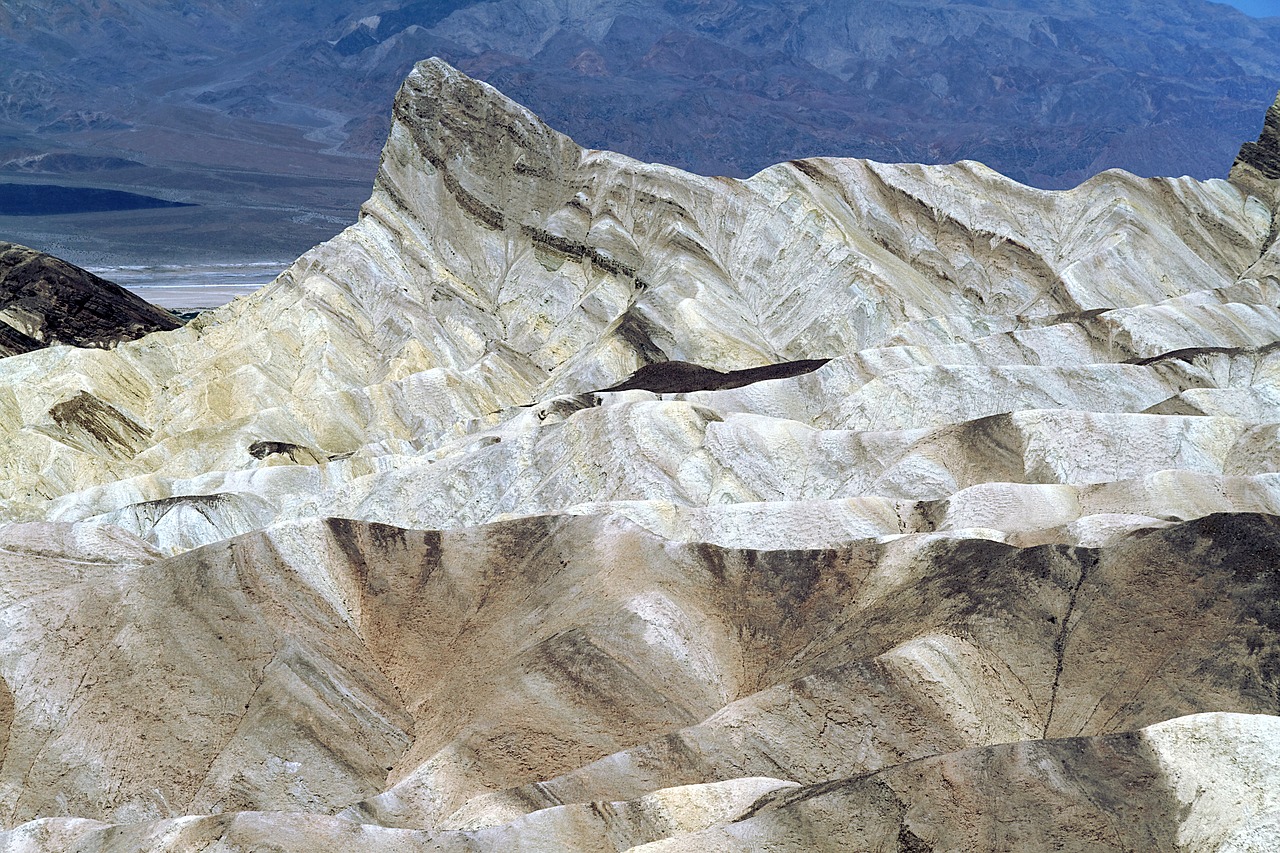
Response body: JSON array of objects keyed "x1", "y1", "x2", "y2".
[
  {"x1": 1232, "y1": 89, "x2": 1280, "y2": 207},
  {"x1": 0, "y1": 513, "x2": 1275, "y2": 849},
  {"x1": 0, "y1": 59, "x2": 1277, "y2": 850}
]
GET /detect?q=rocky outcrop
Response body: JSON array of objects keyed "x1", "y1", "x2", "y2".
[
  {"x1": 2, "y1": 59, "x2": 1277, "y2": 528},
  {"x1": 0, "y1": 242, "x2": 180, "y2": 355},
  {"x1": 1231, "y1": 88, "x2": 1280, "y2": 236},
  {"x1": 0, "y1": 513, "x2": 1276, "y2": 849},
  {"x1": 638, "y1": 713, "x2": 1280, "y2": 852},
  {"x1": 601, "y1": 359, "x2": 831, "y2": 393},
  {"x1": 1233, "y1": 90, "x2": 1280, "y2": 185},
  {"x1": 0, "y1": 60, "x2": 1277, "y2": 850}
]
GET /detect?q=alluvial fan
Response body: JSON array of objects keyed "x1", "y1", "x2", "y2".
[{"x1": 0, "y1": 61, "x2": 1277, "y2": 851}]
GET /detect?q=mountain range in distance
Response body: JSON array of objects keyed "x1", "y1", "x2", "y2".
[{"x1": 1, "y1": 0, "x2": 1279, "y2": 267}]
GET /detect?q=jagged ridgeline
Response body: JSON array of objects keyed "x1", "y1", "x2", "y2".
[{"x1": 0, "y1": 59, "x2": 1277, "y2": 850}]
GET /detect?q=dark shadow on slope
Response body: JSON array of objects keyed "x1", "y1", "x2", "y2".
[{"x1": 600, "y1": 358, "x2": 831, "y2": 394}]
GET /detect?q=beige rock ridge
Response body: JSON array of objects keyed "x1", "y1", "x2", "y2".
[{"x1": 0, "y1": 58, "x2": 1277, "y2": 849}]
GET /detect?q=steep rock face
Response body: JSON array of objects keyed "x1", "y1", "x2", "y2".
[
  {"x1": 636, "y1": 713, "x2": 1280, "y2": 853},
  {"x1": 1232, "y1": 89, "x2": 1280, "y2": 228},
  {"x1": 0, "y1": 242, "x2": 180, "y2": 355},
  {"x1": 1233, "y1": 89, "x2": 1280, "y2": 183},
  {"x1": 0, "y1": 60, "x2": 1277, "y2": 850}
]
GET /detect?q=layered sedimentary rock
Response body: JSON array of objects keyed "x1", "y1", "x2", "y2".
[
  {"x1": 0, "y1": 241, "x2": 180, "y2": 355},
  {"x1": 0, "y1": 513, "x2": 1276, "y2": 850},
  {"x1": 0, "y1": 59, "x2": 1277, "y2": 849},
  {"x1": 1233, "y1": 89, "x2": 1280, "y2": 188}
]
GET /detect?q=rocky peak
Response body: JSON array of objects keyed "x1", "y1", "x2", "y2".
[
  {"x1": 1, "y1": 56, "x2": 1280, "y2": 852},
  {"x1": 0, "y1": 242, "x2": 180, "y2": 356},
  {"x1": 1230, "y1": 89, "x2": 1280, "y2": 198},
  {"x1": 386, "y1": 59, "x2": 579, "y2": 232}
]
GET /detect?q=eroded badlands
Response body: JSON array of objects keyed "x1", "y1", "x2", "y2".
[{"x1": 0, "y1": 60, "x2": 1277, "y2": 851}]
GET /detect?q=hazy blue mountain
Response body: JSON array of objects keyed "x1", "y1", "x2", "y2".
[
  {"x1": 1, "y1": 0, "x2": 1278, "y2": 263},
  {"x1": 300, "y1": 0, "x2": 1280, "y2": 185}
]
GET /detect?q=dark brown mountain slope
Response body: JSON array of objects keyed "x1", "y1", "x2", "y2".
[{"x1": 0, "y1": 241, "x2": 180, "y2": 355}]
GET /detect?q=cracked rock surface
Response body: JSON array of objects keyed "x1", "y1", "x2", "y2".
[{"x1": 0, "y1": 59, "x2": 1278, "y2": 850}]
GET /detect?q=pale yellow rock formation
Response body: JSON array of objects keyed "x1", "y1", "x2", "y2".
[{"x1": 0, "y1": 58, "x2": 1275, "y2": 543}]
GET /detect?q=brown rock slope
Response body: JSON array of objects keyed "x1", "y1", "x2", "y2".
[
  {"x1": 0, "y1": 241, "x2": 179, "y2": 355},
  {"x1": 0, "y1": 512, "x2": 1276, "y2": 849}
]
